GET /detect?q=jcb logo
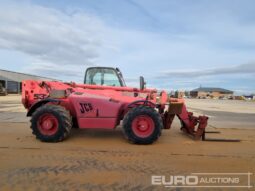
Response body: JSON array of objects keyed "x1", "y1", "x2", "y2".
[{"x1": 79, "y1": 103, "x2": 93, "y2": 114}]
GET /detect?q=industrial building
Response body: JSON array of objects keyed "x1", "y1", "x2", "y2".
[
  {"x1": 0, "y1": 69, "x2": 56, "y2": 94},
  {"x1": 190, "y1": 87, "x2": 234, "y2": 99}
]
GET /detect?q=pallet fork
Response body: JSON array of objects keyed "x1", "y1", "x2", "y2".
[{"x1": 163, "y1": 100, "x2": 240, "y2": 142}]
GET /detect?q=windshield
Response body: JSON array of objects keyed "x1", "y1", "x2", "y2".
[{"x1": 85, "y1": 68, "x2": 122, "y2": 87}]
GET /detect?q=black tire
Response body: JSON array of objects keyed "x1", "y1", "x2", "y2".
[
  {"x1": 123, "y1": 106, "x2": 162, "y2": 144},
  {"x1": 30, "y1": 104, "x2": 72, "y2": 142}
]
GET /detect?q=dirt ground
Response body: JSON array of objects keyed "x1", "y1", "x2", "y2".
[{"x1": 0, "y1": 95, "x2": 254, "y2": 190}]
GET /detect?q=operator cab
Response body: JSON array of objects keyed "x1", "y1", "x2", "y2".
[
  {"x1": 84, "y1": 67, "x2": 126, "y2": 87},
  {"x1": 84, "y1": 67, "x2": 146, "y2": 90}
]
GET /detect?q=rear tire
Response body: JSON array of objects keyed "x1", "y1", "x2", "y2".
[
  {"x1": 123, "y1": 106, "x2": 162, "y2": 144},
  {"x1": 31, "y1": 104, "x2": 72, "y2": 142}
]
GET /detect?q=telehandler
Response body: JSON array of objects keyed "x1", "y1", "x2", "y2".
[{"x1": 22, "y1": 67, "x2": 209, "y2": 144}]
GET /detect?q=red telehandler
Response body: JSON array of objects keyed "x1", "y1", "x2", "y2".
[{"x1": 21, "y1": 67, "x2": 210, "y2": 144}]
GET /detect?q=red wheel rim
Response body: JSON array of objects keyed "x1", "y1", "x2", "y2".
[
  {"x1": 37, "y1": 113, "x2": 59, "y2": 136},
  {"x1": 131, "y1": 115, "x2": 155, "y2": 138}
]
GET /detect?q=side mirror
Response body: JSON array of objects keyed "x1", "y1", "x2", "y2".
[{"x1": 140, "y1": 76, "x2": 146, "y2": 90}]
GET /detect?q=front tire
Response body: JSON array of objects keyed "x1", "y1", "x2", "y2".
[
  {"x1": 123, "y1": 106, "x2": 162, "y2": 144},
  {"x1": 31, "y1": 104, "x2": 72, "y2": 142}
]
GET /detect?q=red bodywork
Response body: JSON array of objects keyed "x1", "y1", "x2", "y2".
[{"x1": 22, "y1": 80, "x2": 208, "y2": 140}]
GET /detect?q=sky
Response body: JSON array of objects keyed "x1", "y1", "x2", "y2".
[{"x1": 0, "y1": 0, "x2": 255, "y2": 94}]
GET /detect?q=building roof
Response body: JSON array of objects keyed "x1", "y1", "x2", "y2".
[
  {"x1": 0, "y1": 69, "x2": 58, "y2": 82},
  {"x1": 191, "y1": 87, "x2": 233, "y2": 93}
]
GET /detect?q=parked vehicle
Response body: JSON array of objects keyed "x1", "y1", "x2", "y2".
[{"x1": 21, "y1": 67, "x2": 209, "y2": 144}]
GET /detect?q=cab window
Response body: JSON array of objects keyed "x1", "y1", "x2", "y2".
[
  {"x1": 103, "y1": 70, "x2": 121, "y2": 86},
  {"x1": 85, "y1": 68, "x2": 121, "y2": 86}
]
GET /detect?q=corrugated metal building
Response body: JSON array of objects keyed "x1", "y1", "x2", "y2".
[{"x1": 0, "y1": 69, "x2": 56, "y2": 94}]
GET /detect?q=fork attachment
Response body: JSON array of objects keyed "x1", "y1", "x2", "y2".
[
  {"x1": 177, "y1": 104, "x2": 209, "y2": 140},
  {"x1": 162, "y1": 99, "x2": 209, "y2": 140},
  {"x1": 163, "y1": 100, "x2": 241, "y2": 142}
]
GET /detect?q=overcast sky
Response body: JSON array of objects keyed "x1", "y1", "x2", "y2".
[{"x1": 0, "y1": 0, "x2": 255, "y2": 94}]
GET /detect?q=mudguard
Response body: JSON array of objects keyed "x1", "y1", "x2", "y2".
[{"x1": 27, "y1": 98, "x2": 61, "y2": 116}]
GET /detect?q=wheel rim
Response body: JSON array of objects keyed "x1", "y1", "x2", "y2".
[
  {"x1": 37, "y1": 113, "x2": 58, "y2": 136},
  {"x1": 131, "y1": 115, "x2": 155, "y2": 138}
]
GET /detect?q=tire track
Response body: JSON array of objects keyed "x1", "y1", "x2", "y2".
[
  {"x1": 1, "y1": 147, "x2": 252, "y2": 160},
  {"x1": 3, "y1": 156, "x2": 174, "y2": 178},
  {"x1": 0, "y1": 175, "x2": 159, "y2": 191},
  {"x1": 0, "y1": 149, "x2": 181, "y2": 190}
]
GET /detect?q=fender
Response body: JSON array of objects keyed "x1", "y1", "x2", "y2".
[
  {"x1": 27, "y1": 98, "x2": 61, "y2": 116},
  {"x1": 127, "y1": 100, "x2": 156, "y2": 109}
]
